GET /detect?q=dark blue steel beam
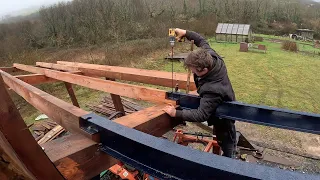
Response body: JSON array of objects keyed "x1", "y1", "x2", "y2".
[
  {"x1": 81, "y1": 113, "x2": 319, "y2": 180},
  {"x1": 216, "y1": 101, "x2": 320, "y2": 135},
  {"x1": 166, "y1": 92, "x2": 320, "y2": 135}
]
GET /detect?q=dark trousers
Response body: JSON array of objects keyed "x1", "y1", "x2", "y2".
[{"x1": 213, "y1": 118, "x2": 236, "y2": 158}]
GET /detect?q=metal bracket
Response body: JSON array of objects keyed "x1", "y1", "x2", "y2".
[{"x1": 166, "y1": 91, "x2": 201, "y2": 110}]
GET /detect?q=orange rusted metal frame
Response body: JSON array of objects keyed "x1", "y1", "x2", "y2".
[
  {"x1": 173, "y1": 129, "x2": 221, "y2": 154},
  {"x1": 108, "y1": 162, "x2": 139, "y2": 180}
]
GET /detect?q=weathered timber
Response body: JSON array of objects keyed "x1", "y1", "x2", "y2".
[
  {"x1": 46, "y1": 61, "x2": 197, "y2": 90},
  {"x1": 0, "y1": 70, "x2": 90, "y2": 138},
  {"x1": 14, "y1": 63, "x2": 175, "y2": 104},
  {"x1": 64, "y1": 82, "x2": 80, "y2": 107},
  {"x1": 0, "y1": 75, "x2": 64, "y2": 179},
  {"x1": 38, "y1": 125, "x2": 64, "y2": 145}
]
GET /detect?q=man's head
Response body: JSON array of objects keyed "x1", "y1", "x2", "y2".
[{"x1": 184, "y1": 49, "x2": 214, "y2": 77}]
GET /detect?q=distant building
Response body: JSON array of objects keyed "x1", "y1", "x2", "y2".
[
  {"x1": 215, "y1": 23, "x2": 253, "y2": 43},
  {"x1": 296, "y1": 29, "x2": 314, "y2": 40}
]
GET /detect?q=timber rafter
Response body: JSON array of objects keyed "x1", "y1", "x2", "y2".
[{"x1": 0, "y1": 61, "x2": 180, "y2": 179}]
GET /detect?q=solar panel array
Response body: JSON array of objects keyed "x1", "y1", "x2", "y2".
[{"x1": 216, "y1": 23, "x2": 251, "y2": 35}]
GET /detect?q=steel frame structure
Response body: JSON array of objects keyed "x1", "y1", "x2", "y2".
[{"x1": 0, "y1": 61, "x2": 319, "y2": 180}]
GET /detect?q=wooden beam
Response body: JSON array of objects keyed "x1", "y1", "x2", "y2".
[
  {"x1": 0, "y1": 70, "x2": 91, "y2": 138},
  {"x1": 36, "y1": 62, "x2": 79, "y2": 72},
  {"x1": 64, "y1": 82, "x2": 80, "y2": 107},
  {"x1": 14, "y1": 63, "x2": 175, "y2": 104},
  {"x1": 0, "y1": 75, "x2": 64, "y2": 179},
  {"x1": 0, "y1": 67, "x2": 20, "y2": 73},
  {"x1": 106, "y1": 78, "x2": 125, "y2": 114},
  {"x1": 15, "y1": 74, "x2": 58, "y2": 85},
  {"x1": 39, "y1": 61, "x2": 197, "y2": 90},
  {"x1": 114, "y1": 104, "x2": 179, "y2": 137},
  {"x1": 42, "y1": 133, "x2": 116, "y2": 180},
  {"x1": 43, "y1": 104, "x2": 177, "y2": 179}
]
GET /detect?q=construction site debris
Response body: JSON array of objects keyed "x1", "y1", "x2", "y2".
[
  {"x1": 30, "y1": 119, "x2": 65, "y2": 144},
  {"x1": 38, "y1": 125, "x2": 64, "y2": 145},
  {"x1": 35, "y1": 114, "x2": 49, "y2": 121},
  {"x1": 87, "y1": 96, "x2": 142, "y2": 119}
]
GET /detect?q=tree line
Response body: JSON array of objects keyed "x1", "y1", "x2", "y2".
[{"x1": 1, "y1": 0, "x2": 320, "y2": 62}]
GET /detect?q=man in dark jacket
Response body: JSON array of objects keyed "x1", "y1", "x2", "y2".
[{"x1": 163, "y1": 28, "x2": 236, "y2": 158}]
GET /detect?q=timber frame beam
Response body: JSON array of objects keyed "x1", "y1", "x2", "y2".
[
  {"x1": 0, "y1": 75, "x2": 64, "y2": 179},
  {"x1": 36, "y1": 61, "x2": 197, "y2": 90},
  {"x1": 14, "y1": 63, "x2": 175, "y2": 104},
  {"x1": 1, "y1": 62, "x2": 320, "y2": 179},
  {"x1": 0, "y1": 64, "x2": 179, "y2": 179},
  {"x1": 0, "y1": 67, "x2": 20, "y2": 73}
]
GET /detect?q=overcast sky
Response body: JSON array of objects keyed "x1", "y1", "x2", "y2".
[
  {"x1": 0, "y1": 0, "x2": 71, "y2": 17},
  {"x1": 1, "y1": 0, "x2": 320, "y2": 17}
]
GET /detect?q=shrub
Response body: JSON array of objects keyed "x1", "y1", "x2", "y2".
[{"x1": 282, "y1": 41, "x2": 298, "y2": 52}]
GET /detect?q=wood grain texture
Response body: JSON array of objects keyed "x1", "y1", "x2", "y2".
[
  {"x1": 42, "y1": 133, "x2": 116, "y2": 180},
  {"x1": 36, "y1": 62, "x2": 79, "y2": 72},
  {"x1": 64, "y1": 82, "x2": 80, "y2": 107},
  {"x1": 14, "y1": 63, "x2": 175, "y2": 104},
  {"x1": 0, "y1": 74, "x2": 64, "y2": 180},
  {"x1": 15, "y1": 74, "x2": 58, "y2": 85},
  {"x1": 114, "y1": 104, "x2": 180, "y2": 137},
  {"x1": 52, "y1": 61, "x2": 197, "y2": 90},
  {"x1": 106, "y1": 78, "x2": 125, "y2": 114},
  {"x1": 0, "y1": 69, "x2": 90, "y2": 137},
  {"x1": 42, "y1": 104, "x2": 178, "y2": 179}
]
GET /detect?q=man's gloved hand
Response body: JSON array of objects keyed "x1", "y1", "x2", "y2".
[{"x1": 175, "y1": 28, "x2": 187, "y2": 42}]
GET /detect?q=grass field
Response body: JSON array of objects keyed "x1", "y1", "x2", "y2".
[
  {"x1": 162, "y1": 38, "x2": 320, "y2": 114},
  {"x1": 14, "y1": 36, "x2": 320, "y2": 125},
  {"x1": 256, "y1": 34, "x2": 320, "y2": 54}
]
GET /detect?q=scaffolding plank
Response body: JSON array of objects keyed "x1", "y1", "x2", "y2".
[
  {"x1": 0, "y1": 75, "x2": 64, "y2": 180},
  {"x1": 14, "y1": 63, "x2": 176, "y2": 104},
  {"x1": 52, "y1": 61, "x2": 196, "y2": 90}
]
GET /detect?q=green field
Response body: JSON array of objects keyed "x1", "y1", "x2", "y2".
[
  {"x1": 16, "y1": 37, "x2": 320, "y2": 125},
  {"x1": 163, "y1": 39, "x2": 320, "y2": 114}
]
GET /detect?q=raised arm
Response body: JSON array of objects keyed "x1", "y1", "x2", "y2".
[{"x1": 175, "y1": 28, "x2": 221, "y2": 60}]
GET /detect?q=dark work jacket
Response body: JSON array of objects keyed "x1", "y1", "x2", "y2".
[{"x1": 175, "y1": 31, "x2": 235, "y2": 125}]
